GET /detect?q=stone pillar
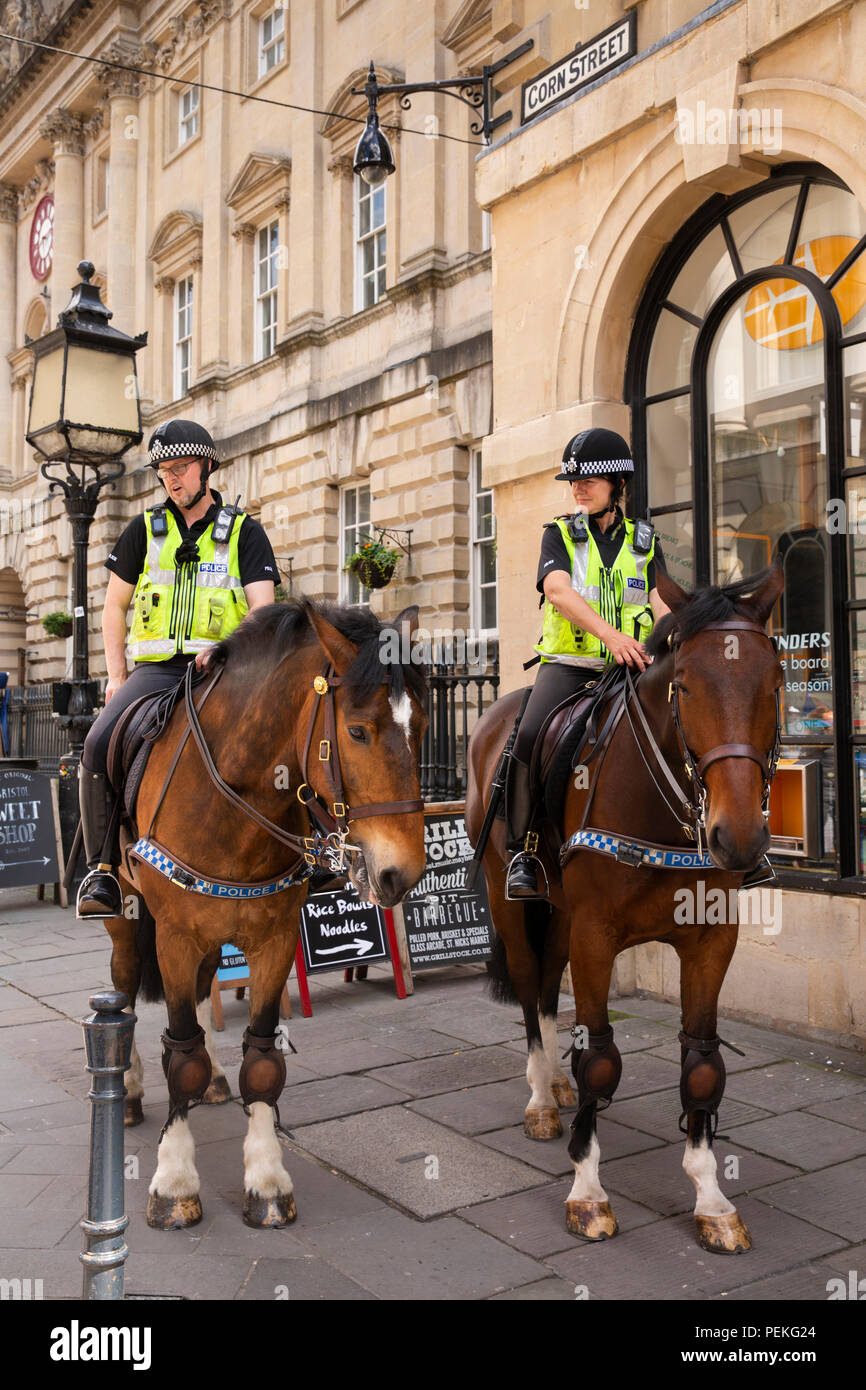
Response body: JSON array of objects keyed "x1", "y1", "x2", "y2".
[
  {"x1": 286, "y1": 0, "x2": 323, "y2": 337},
  {"x1": 0, "y1": 185, "x2": 19, "y2": 476},
  {"x1": 96, "y1": 49, "x2": 141, "y2": 334},
  {"x1": 38, "y1": 110, "x2": 86, "y2": 309}
]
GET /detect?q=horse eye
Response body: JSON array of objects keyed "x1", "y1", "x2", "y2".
[{"x1": 348, "y1": 726, "x2": 368, "y2": 743}]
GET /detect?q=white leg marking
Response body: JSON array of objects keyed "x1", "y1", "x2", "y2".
[
  {"x1": 540, "y1": 1014, "x2": 570, "y2": 1090},
  {"x1": 149, "y1": 1116, "x2": 199, "y2": 1198},
  {"x1": 196, "y1": 997, "x2": 226, "y2": 1081},
  {"x1": 243, "y1": 1102, "x2": 293, "y2": 1199},
  {"x1": 125, "y1": 1037, "x2": 144, "y2": 1102},
  {"x1": 566, "y1": 1132, "x2": 608, "y2": 1204},
  {"x1": 526, "y1": 1038, "x2": 557, "y2": 1110},
  {"x1": 683, "y1": 1135, "x2": 736, "y2": 1217},
  {"x1": 389, "y1": 691, "x2": 413, "y2": 753}
]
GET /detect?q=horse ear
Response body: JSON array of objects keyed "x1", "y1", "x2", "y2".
[
  {"x1": 741, "y1": 558, "x2": 784, "y2": 627},
  {"x1": 304, "y1": 601, "x2": 358, "y2": 674},
  {"x1": 654, "y1": 566, "x2": 690, "y2": 614},
  {"x1": 392, "y1": 605, "x2": 420, "y2": 643}
]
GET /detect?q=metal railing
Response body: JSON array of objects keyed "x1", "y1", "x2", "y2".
[
  {"x1": 4, "y1": 684, "x2": 68, "y2": 771},
  {"x1": 421, "y1": 646, "x2": 500, "y2": 801}
]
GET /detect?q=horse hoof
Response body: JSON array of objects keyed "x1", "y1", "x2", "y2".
[
  {"x1": 551, "y1": 1079, "x2": 576, "y2": 1108},
  {"x1": 695, "y1": 1210, "x2": 752, "y2": 1254},
  {"x1": 202, "y1": 1075, "x2": 231, "y2": 1105},
  {"x1": 524, "y1": 1107, "x2": 562, "y2": 1140},
  {"x1": 243, "y1": 1191, "x2": 297, "y2": 1228},
  {"x1": 146, "y1": 1191, "x2": 203, "y2": 1230},
  {"x1": 566, "y1": 1200, "x2": 618, "y2": 1241},
  {"x1": 124, "y1": 1097, "x2": 144, "y2": 1127}
]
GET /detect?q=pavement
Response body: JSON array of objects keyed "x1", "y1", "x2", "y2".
[{"x1": 1, "y1": 885, "x2": 866, "y2": 1302}]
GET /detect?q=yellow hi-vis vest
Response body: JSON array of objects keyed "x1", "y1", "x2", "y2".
[
  {"x1": 535, "y1": 515, "x2": 655, "y2": 666},
  {"x1": 128, "y1": 507, "x2": 249, "y2": 661}
]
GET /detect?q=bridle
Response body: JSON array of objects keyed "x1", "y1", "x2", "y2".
[{"x1": 631, "y1": 618, "x2": 782, "y2": 856}]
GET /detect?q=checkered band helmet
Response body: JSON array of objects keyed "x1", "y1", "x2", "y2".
[
  {"x1": 555, "y1": 427, "x2": 635, "y2": 481},
  {"x1": 147, "y1": 419, "x2": 220, "y2": 470}
]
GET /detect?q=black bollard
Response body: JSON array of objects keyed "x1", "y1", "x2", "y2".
[{"x1": 80, "y1": 990, "x2": 136, "y2": 1300}]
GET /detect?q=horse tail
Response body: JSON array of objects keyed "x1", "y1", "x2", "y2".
[
  {"x1": 135, "y1": 902, "x2": 164, "y2": 1003},
  {"x1": 486, "y1": 900, "x2": 550, "y2": 1005}
]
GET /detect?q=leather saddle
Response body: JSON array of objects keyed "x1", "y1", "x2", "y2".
[
  {"x1": 106, "y1": 668, "x2": 208, "y2": 827},
  {"x1": 528, "y1": 662, "x2": 627, "y2": 832}
]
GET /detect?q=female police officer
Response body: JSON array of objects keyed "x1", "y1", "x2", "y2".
[
  {"x1": 76, "y1": 419, "x2": 278, "y2": 917},
  {"x1": 505, "y1": 427, "x2": 670, "y2": 899}
]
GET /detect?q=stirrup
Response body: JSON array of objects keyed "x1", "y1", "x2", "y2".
[
  {"x1": 76, "y1": 865, "x2": 124, "y2": 920},
  {"x1": 505, "y1": 852, "x2": 550, "y2": 902}
]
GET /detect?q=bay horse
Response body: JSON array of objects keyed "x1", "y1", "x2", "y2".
[
  {"x1": 103, "y1": 599, "x2": 427, "y2": 1229},
  {"x1": 465, "y1": 562, "x2": 784, "y2": 1254}
]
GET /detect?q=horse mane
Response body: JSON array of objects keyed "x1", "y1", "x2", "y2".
[
  {"x1": 646, "y1": 565, "x2": 777, "y2": 656},
  {"x1": 213, "y1": 599, "x2": 428, "y2": 704}
]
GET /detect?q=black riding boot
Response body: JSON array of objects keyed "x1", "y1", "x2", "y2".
[
  {"x1": 504, "y1": 756, "x2": 548, "y2": 900},
  {"x1": 77, "y1": 769, "x2": 123, "y2": 919}
]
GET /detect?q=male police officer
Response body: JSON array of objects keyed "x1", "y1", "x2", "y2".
[
  {"x1": 77, "y1": 419, "x2": 278, "y2": 917},
  {"x1": 505, "y1": 427, "x2": 670, "y2": 899}
]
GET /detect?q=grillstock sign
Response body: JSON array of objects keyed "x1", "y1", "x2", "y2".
[{"x1": 521, "y1": 14, "x2": 636, "y2": 125}]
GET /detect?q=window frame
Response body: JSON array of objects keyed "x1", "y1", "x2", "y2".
[
  {"x1": 174, "y1": 274, "x2": 194, "y2": 400},
  {"x1": 178, "y1": 85, "x2": 200, "y2": 147},
  {"x1": 258, "y1": 6, "x2": 286, "y2": 78},
  {"x1": 353, "y1": 175, "x2": 387, "y2": 313},
  {"x1": 255, "y1": 219, "x2": 280, "y2": 362},
  {"x1": 626, "y1": 163, "x2": 866, "y2": 890},
  {"x1": 340, "y1": 482, "x2": 372, "y2": 605},
  {"x1": 470, "y1": 447, "x2": 497, "y2": 640}
]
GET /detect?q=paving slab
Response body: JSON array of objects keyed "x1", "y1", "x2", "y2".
[
  {"x1": 292, "y1": 1105, "x2": 547, "y2": 1217},
  {"x1": 366, "y1": 1045, "x2": 524, "y2": 1098},
  {"x1": 236, "y1": 1254, "x2": 378, "y2": 1300},
  {"x1": 0, "y1": 1171, "x2": 53, "y2": 1205},
  {"x1": 725, "y1": 1062, "x2": 866, "y2": 1114},
  {"x1": 753, "y1": 1156, "x2": 866, "y2": 1241},
  {"x1": 821, "y1": 1240, "x2": 866, "y2": 1275},
  {"x1": 731, "y1": 1110, "x2": 866, "y2": 1170},
  {"x1": 0, "y1": 1099, "x2": 89, "y2": 1134},
  {"x1": 601, "y1": 1141, "x2": 799, "y2": 1218},
  {"x1": 0, "y1": 1004, "x2": 63, "y2": 1027},
  {"x1": 545, "y1": 1196, "x2": 847, "y2": 1300},
  {"x1": 409, "y1": 1005, "x2": 527, "y2": 1047},
  {"x1": 274, "y1": 1074, "x2": 410, "y2": 1129},
  {"x1": 715, "y1": 1264, "x2": 853, "y2": 1300},
  {"x1": 407, "y1": 1076, "x2": 533, "y2": 1134},
  {"x1": 289, "y1": 1038, "x2": 416, "y2": 1077},
  {"x1": 615, "y1": 1051, "x2": 682, "y2": 1100},
  {"x1": 124, "y1": 1251, "x2": 256, "y2": 1300},
  {"x1": 299, "y1": 1207, "x2": 548, "y2": 1300},
  {"x1": 0, "y1": 1203, "x2": 82, "y2": 1248},
  {"x1": 604, "y1": 1090, "x2": 773, "y2": 1141},
  {"x1": 0, "y1": 1247, "x2": 85, "y2": 1300},
  {"x1": 478, "y1": 1115, "x2": 664, "y2": 1176},
  {"x1": 2, "y1": 1143, "x2": 93, "y2": 1175},
  {"x1": 457, "y1": 1178, "x2": 660, "y2": 1258},
  {"x1": 362, "y1": 1024, "x2": 471, "y2": 1058},
  {"x1": 805, "y1": 1091, "x2": 866, "y2": 1132},
  {"x1": 489, "y1": 1277, "x2": 582, "y2": 1300}
]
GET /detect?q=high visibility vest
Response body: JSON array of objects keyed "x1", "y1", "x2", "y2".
[
  {"x1": 128, "y1": 507, "x2": 249, "y2": 661},
  {"x1": 535, "y1": 515, "x2": 655, "y2": 665}
]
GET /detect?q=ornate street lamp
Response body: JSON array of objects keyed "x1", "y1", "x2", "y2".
[
  {"x1": 26, "y1": 259, "x2": 146, "y2": 869},
  {"x1": 352, "y1": 43, "x2": 534, "y2": 185}
]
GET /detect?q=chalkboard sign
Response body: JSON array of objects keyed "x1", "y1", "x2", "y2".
[
  {"x1": 216, "y1": 943, "x2": 248, "y2": 983},
  {"x1": 402, "y1": 812, "x2": 495, "y2": 971},
  {"x1": 0, "y1": 768, "x2": 61, "y2": 888},
  {"x1": 299, "y1": 885, "x2": 388, "y2": 973}
]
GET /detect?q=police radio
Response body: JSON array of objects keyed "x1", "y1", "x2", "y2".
[
  {"x1": 212, "y1": 495, "x2": 242, "y2": 545},
  {"x1": 633, "y1": 517, "x2": 654, "y2": 553},
  {"x1": 566, "y1": 513, "x2": 588, "y2": 544},
  {"x1": 150, "y1": 504, "x2": 169, "y2": 537}
]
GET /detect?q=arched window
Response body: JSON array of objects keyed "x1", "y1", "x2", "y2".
[{"x1": 627, "y1": 165, "x2": 866, "y2": 883}]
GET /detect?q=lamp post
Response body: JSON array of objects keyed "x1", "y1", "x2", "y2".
[
  {"x1": 351, "y1": 42, "x2": 533, "y2": 185},
  {"x1": 25, "y1": 259, "x2": 146, "y2": 865}
]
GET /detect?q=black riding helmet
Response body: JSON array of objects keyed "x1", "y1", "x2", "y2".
[
  {"x1": 148, "y1": 419, "x2": 220, "y2": 510},
  {"x1": 556, "y1": 427, "x2": 635, "y2": 518}
]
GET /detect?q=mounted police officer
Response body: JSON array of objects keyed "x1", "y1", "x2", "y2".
[
  {"x1": 77, "y1": 419, "x2": 278, "y2": 918},
  {"x1": 505, "y1": 427, "x2": 671, "y2": 899}
]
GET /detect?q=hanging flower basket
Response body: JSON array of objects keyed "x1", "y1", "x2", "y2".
[
  {"x1": 41, "y1": 611, "x2": 73, "y2": 639},
  {"x1": 344, "y1": 536, "x2": 402, "y2": 591}
]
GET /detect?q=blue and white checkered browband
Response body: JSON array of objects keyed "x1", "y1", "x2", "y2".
[
  {"x1": 561, "y1": 829, "x2": 715, "y2": 870},
  {"x1": 130, "y1": 837, "x2": 309, "y2": 898}
]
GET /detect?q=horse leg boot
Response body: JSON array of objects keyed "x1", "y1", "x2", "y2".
[
  {"x1": 146, "y1": 1027, "x2": 212, "y2": 1229},
  {"x1": 505, "y1": 757, "x2": 547, "y2": 900},
  {"x1": 239, "y1": 1028, "x2": 295, "y2": 1228},
  {"x1": 680, "y1": 1031, "x2": 751, "y2": 1254},
  {"x1": 77, "y1": 768, "x2": 123, "y2": 919},
  {"x1": 565, "y1": 1025, "x2": 622, "y2": 1239}
]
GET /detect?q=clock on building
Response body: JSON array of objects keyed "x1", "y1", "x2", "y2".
[{"x1": 29, "y1": 194, "x2": 54, "y2": 282}]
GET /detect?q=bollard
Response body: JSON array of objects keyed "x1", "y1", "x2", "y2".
[{"x1": 80, "y1": 990, "x2": 136, "y2": 1300}]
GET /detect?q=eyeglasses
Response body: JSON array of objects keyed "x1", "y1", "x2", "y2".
[{"x1": 155, "y1": 460, "x2": 198, "y2": 481}]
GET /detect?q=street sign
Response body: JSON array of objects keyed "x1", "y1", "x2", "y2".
[
  {"x1": 401, "y1": 812, "x2": 495, "y2": 971},
  {"x1": 521, "y1": 13, "x2": 636, "y2": 124},
  {"x1": 299, "y1": 885, "x2": 388, "y2": 974},
  {"x1": 0, "y1": 767, "x2": 61, "y2": 888}
]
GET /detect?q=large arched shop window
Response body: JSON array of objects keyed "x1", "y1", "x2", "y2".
[{"x1": 626, "y1": 165, "x2": 866, "y2": 882}]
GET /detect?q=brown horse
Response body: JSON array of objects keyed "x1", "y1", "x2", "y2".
[
  {"x1": 104, "y1": 599, "x2": 427, "y2": 1229},
  {"x1": 466, "y1": 562, "x2": 784, "y2": 1254}
]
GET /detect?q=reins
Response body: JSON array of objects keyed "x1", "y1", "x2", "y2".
[
  {"x1": 127, "y1": 651, "x2": 424, "y2": 895},
  {"x1": 561, "y1": 617, "x2": 782, "y2": 870}
]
